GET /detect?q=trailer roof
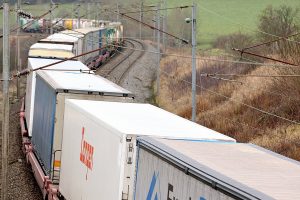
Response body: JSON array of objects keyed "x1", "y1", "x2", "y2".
[
  {"x1": 66, "y1": 100, "x2": 235, "y2": 142},
  {"x1": 28, "y1": 58, "x2": 89, "y2": 71},
  {"x1": 37, "y1": 71, "x2": 133, "y2": 96},
  {"x1": 138, "y1": 137, "x2": 300, "y2": 200},
  {"x1": 30, "y1": 43, "x2": 73, "y2": 51},
  {"x1": 74, "y1": 27, "x2": 104, "y2": 34},
  {"x1": 60, "y1": 30, "x2": 85, "y2": 38},
  {"x1": 42, "y1": 33, "x2": 80, "y2": 42}
]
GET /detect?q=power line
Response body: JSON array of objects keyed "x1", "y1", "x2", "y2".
[
  {"x1": 202, "y1": 74, "x2": 299, "y2": 102},
  {"x1": 14, "y1": 45, "x2": 108, "y2": 78},
  {"x1": 194, "y1": 80, "x2": 280, "y2": 136},
  {"x1": 40, "y1": 68, "x2": 95, "y2": 73},
  {"x1": 50, "y1": 31, "x2": 296, "y2": 69},
  {"x1": 120, "y1": 5, "x2": 191, "y2": 14},
  {"x1": 104, "y1": 9, "x2": 189, "y2": 44},
  {"x1": 204, "y1": 75, "x2": 243, "y2": 84},
  {"x1": 0, "y1": 4, "x2": 58, "y2": 38},
  {"x1": 242, "y1": 32, "x2": 300, "y2": 51},
  {"x1": 78, "y1": 39, "x2": 297, "y2": 104},
  {"x1": 198, "y1": 108, "x2": 268, "y2": 133},
  {"x1": 107, "y1": 42, "x2": 300, "y2": 104},
  {"x1": 202, "y1": 73, "x2": 300, "y2": 78},
  {"x1": 232, "y1": 48, "x2": 299, "y2": 66},
  {"x1": 160, "y1": 70, "x2": 300, "y2": 125},
  {"x1": 110, "y1": 43, "x2": 296, "y2": 68}
]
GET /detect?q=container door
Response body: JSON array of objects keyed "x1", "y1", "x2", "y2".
[{"x1": 121, "y1": 135, "x2": 137, "y2": 200}]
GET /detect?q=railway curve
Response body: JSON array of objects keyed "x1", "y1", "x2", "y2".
[{"x1": 96, "y1": 39, "x2": 146, "y2": 85}]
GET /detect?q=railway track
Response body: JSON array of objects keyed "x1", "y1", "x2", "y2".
[{"x1": 96, "y1": 39, "x2": 146, "y2": 84}]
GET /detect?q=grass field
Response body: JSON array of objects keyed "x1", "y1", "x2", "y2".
[
  {"x1": 0, "y1": 0, "x2": 299, "y2": 48},
  {"x1": 147, "y1": 0, "x2": 300, "y2": 48}
]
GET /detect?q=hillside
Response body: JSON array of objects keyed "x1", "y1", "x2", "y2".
[
  {"x1": 157, "y1": 49, "x2": 300, "y2": 160},
  {"x1": 146, "y1": 0, "x2": 300, "y2": 48}
]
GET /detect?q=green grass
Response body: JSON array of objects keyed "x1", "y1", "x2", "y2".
[
  {"x1": 147, "y1": 0, "x2": 300, "y2": 48},
  {"x1": 0, "y1": 0, "x2": 299, "y2": 48}
]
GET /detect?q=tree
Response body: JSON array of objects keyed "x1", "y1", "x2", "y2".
[
  {"x1": 258, "y1": 5, "x2": 300, "y2": 62},
  {"x1": 258, "y1": 5, "x2": 300, "y2": 41}
]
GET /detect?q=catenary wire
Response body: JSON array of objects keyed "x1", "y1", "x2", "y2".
[
  {"x1": 160, "y1": 70, "x2": 300, "y2": 125},
  {"x1": 0, "y1": 5, "x2": 59, "y2": 38}
]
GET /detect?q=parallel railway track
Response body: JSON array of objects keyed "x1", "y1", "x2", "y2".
[{"x1": 96, "y1": 39, "x2": 145, "y2": 84}]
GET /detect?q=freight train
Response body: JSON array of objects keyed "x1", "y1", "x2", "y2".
[
  {"x1": 20, "y1": 17, "x2": 111, "y2": 33},
  {"x1": 18, "y1": 19, "x2": 300, "y2": 200},
  {"x1": 28, "y1": 20, "x2": 123, "y2": 69}
]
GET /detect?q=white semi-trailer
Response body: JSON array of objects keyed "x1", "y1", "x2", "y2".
[
  {"x1": 59, "y1": 100, "x2": 235, "y2": 200},
  {"x1": 29, "y1": 70, "x2": 133, "y2": 183},
  {"x1": 25, "y1": 58, "x2": 91, "y2": 138},
  {"x1": 135, "y1": 137, "x2": 300, "y2": 200}
]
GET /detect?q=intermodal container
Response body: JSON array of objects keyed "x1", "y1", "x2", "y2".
[
  {"x1": 31, "y1": 70, "x2": 133, "y2": 183},
  {"x1": 59, "y1": 100, "x2": 235, "y2": 200},
  {"x1": 135, "y1": 137, "x2": 300, "y2": 200},
  {"x1": 25, "y1": 58, "x2": 90, "y2": 138}
]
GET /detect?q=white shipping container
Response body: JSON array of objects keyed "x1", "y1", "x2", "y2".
[
  {"x1": 135, "y1": 137, "x2": 300, "y2": 200},
  {"x1": 74, "y1": 28, "x2": 103, "y2": 63},
  {"x1": 59, "y1": 100, "x2": 235, "y2": 200},
  {"x1": 31, "y1": 70, "x2": 133, "y2": 182},
  {"x1": 25, "y1": 58, "x2": 90, "y2": 137}
]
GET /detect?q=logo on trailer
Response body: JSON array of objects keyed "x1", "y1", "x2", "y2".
[
  {"x1": 146, "y1": 172, "x2": 160, "y2": 200},
  {"x1": 80, "y1": 127, "x2": 94, "y2": 179},
  {"x1": 146, "y1": 171, "x2": 207, "y2": 200}
]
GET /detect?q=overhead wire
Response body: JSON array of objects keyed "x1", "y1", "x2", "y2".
[
  {"x1": 160, "y1": 70, "x2": 300, "y2": 125},
  {"x1": 107, "y1": 42, "x2": 299, "y2": 102},
  {"x1": 10, "y1": 28, "x2": 299, "y2": 126},
  {"x1": 202, "y1": 73, "x2": 300, "y2": 78},
  {"x1": 199, "y1": 108, "x2": 267, "y2": 133},
  {"x1": 119, "y1": 5, "x2": 192, "y2": 15},
  {"x1": 242, "y1": 32, "x2": 300, "y2": 51},
  {"x1": 201, "y1": 74, "x2": 299, "y2": 102},
  {"x1": 0, "y1": 4, "x2": 59, "y2": 38},
  {"x1": 13, "y1": 45, "x2": 108, "y2": 79},
  {"x1": 232, "y1": 48, "x2": 299, "y2": 66},
  {"x1": 204, "y1": 75, "x2": 243, "y2": 84},
  {"x1": 97, "y1": 42, "x2": 300, "y2": 122},
  {"x1": 160, "y1": 65, "x2": 272, "y2": 138},
  {"x1": 104, "y1": 9, "x2": 189, "y2": 44},
  {"x1": 109, "y1": 43, "x2": 297, "y2": 68}
]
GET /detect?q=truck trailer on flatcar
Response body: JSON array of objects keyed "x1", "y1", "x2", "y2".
[
  {"x1": 30, "y1": 70, "x2": 133, "y2": 184},
  {"x1": 59, "y1": 100, "x2": 235, "y2": 200},
  {"x1": 135, "y1": 137, "x2": 300, "y2": 200},
  {"x1": 29, "y1": 27, "x2": 108, "y2": 69},
  {"x1": 25, "y1": 58, "x2": 91, "y2": 138}
]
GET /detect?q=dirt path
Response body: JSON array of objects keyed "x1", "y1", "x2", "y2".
[{"x1": 119, "y1": 41, "x2": 158, "y2": 103}]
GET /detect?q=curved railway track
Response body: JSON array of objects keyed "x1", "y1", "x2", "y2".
[{"x1": 96, "y1": 39, "x2": 145, "y2": 84}]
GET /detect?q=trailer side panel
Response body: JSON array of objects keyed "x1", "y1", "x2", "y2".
[{"x1": 135, "y1": 147, "x2": 235, "y2": 200}]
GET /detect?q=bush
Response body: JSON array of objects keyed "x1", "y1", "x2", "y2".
[{"x1": 213, "y1": 32, "x2": 253, "y2": 50}]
